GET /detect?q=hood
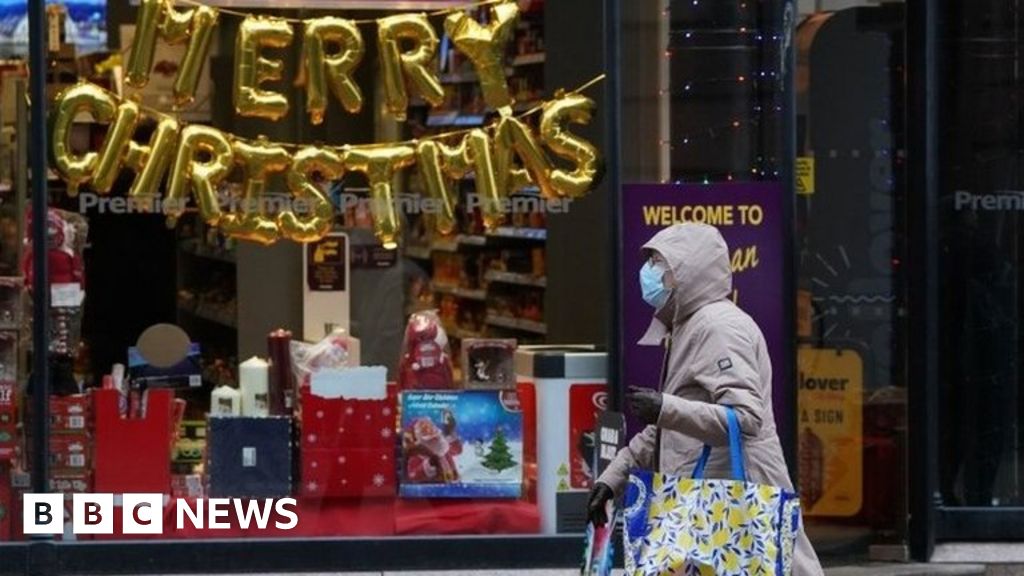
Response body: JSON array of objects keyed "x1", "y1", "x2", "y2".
[{"x1": 638, "y1": 223, "x2": 732, "y2": 345}]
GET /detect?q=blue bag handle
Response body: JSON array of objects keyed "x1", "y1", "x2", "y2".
[{"x1": 691, "y1": 406, "x2": 746, "y2": 481}]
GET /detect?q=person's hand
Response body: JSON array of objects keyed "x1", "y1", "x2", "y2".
[
  {"x1": 587, "y1": 482, "x2": 614, "y2": 526},
  {"x1": 627, "y1": 385, "x2": 663, "y2": 425}
]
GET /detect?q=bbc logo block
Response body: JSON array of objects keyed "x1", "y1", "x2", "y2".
[
  {"x1": 23, "y1": 493, "x2": 163, "y2": 535},
  {"x1": 21, "y1": 493, "x2": 299, "y2": 535}
]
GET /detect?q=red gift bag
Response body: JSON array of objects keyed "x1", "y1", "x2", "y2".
[{"x1": 93, "y1": 389, "x2": 172, "y2": 494}]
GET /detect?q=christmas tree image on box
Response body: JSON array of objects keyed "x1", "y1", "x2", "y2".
[{"x1": 482, "y1": 427, "x2": 517, "y2": 472}]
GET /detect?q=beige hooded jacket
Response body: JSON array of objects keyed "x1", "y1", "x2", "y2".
[{"x1": 597, "y1": 223, "x2": 823, "y2": 576}]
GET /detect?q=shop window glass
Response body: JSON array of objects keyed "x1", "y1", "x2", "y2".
[
  {"x1": 4, "y1": 0, "x2": 612, "y2": 545},
  {"x1": 795, "y1": 0, "x2": 910, "y2": 557}
]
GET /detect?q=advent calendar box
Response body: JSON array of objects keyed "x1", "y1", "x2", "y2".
[{"x1": 207, "y1": 416, "x2": 292, "y2": 498}]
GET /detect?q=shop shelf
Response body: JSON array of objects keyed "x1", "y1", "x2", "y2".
[
  {"x1": 485, "y1": 315, "x2": 547, "y2": 335},
  {"x1": 511, "y1": 52, "x2": 546, "y2": 66},
  {"x1": 179, "y1": 239, "x2": 236, "y2": 263},
  {"x1": 404, "y1": 245, "x2": 433, "y2": 260},
  {"x1": 433, "y1": 284, "x2": 487, "y2": 301},
  {"x1": 178, "y1": 304, "x2": 237, "y2": 330},
  {"x1": 484, "y1": 270, "x2": 547, "y2": 288},
  {"x1": 442, "y1": 322, "x2": 485, "y2": 341},
  {"x1": 487, "y1": 227, "x2": 547, "y2": 241}
]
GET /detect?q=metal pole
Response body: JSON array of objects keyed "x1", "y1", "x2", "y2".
[
  {"x1": 605, "y1": 0, "x2": 623, "y2": 410},
  {"x1": 27, "y1": 0, "x2": 50, "y2": 500},
  {"x1": 907, "y1": 0, "x2": 939, "y2": 561}
]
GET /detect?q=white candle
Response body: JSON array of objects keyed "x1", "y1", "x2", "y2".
[
  {"x1": 239, "y1": 356, "x2": 270, "y2": 417},
  {"x1": 210, "y1": 385, "x2": 241, "y2": 416}
]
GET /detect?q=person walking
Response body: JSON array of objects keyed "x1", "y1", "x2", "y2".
[{"x1": 587, "y1": 222, "x2": 823, "y2": 576}]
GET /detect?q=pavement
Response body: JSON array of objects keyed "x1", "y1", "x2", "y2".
[{"x1": 103, "y1": 567, "x2": 1013, "y2": 576}]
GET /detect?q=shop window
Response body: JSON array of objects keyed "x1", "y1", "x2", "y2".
[{"x1": 2, "y1": 0, "x2": 612, "y2": 548}]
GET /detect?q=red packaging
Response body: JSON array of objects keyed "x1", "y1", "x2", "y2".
[
  {"x1": 49, "y1": 394, "x2": 90, "y2": 433},
  {"x1": 299, "y1": 385, "x2": 398, "y2": 499},
  {"x1": 0, "y1": 381, "x2": 15, "y2": 462},
  {"x1": 171, "y1": 474, "x2": 205, "y2": 499},
  {"x1": 48, "y1": 470, "x2": 92, "y2": 494},
  {"x1": 300, "y1": 384, "x2": 398, "y2": 449},
  {"x1": 49, "y1": 434, "x2": 90, "y2": 470},
  {"x1": 301, "y1": 448, "x2": 396, "y2": 499},
  {"x1": 93, "y1": 388, "x2": 172, "y2": 494},
  {"x1": 0, "y1": 465, "x2": 11, "y2": 541}
]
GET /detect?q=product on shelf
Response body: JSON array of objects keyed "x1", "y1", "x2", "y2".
[
  {"x1": 239, "y1": 357, "x2": 270, "y2": 417},
  {"x1": 210, "y1": 384, "x2": 241, "y2": 416}
]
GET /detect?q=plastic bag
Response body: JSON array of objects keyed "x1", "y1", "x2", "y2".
[{"x1": 289, "y1": 327, "x2": 351, "y2": 391}]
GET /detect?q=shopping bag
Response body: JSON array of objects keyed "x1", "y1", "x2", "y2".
[{"x1": 622, "y1": 407, "x2": 802, "y2": 576}]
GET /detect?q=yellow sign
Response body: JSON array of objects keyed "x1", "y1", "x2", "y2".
[
  {"x1": 796, "y1": 157, "x2": 815, "y2": 196},
  {"x1": 797, "y1": 348, "x2": 862, "y2": 517}
]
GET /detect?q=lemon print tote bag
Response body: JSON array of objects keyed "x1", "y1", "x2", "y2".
[{"x1": 622, "y1": 407, "x2": 801, "y2": 576}]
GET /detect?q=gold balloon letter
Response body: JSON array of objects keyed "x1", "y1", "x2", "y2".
[
  {"x1": 175, "y1": 6, "x2": 219, "y2": 106},
  {"x1": 494, "y1": 116, "x2": 557, "y2": 199},
  {"x1": 303, "y1": 17, "x2": 364, "y2": 125},
  {"x1": 50, "y1": 82, "x2": 118, "y2": 196},
  {"x1": 417, "y1": 130, "x2": 502, "y2": 234},
  {"x1": 234, "y1": 16, "x2": 294, "y2": 121},
  {"x1": 167, "y1": 125, "x2": 234, "y2": 225},
  {"x1": 415, "y1": 138, "x2": 465, "y2": 236},
  {"x1": 377, "y1": 14, "x2": 444, "y2": 121},
  {"x1": 444, "y1": 1, "x2": 519, "y2": 115},
  {"x1": 92, "y1": 101, "x2": 180, "y2": 198},
  {"x1": 345, "y1": 145, "x2": 416, "y2": 248},
  {"x1": 221, "y1": 137, "x2": 292, "y2": 245},
  {"x1": 281, "y1": 146, "x2": 343, "y2": 242},
  {"x1": 124, "y1": 0, "x2": 219, "y2": 106},
  {"x1": 540, "y1": 94, "x2": 603, "y2": 198}
]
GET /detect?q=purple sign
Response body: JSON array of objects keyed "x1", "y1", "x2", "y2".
[{"x1": 621, "y1": 183, "x2": 788, "y2": 436}]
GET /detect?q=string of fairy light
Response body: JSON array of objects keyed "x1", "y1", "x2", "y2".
[{"x1": 659, "y1": 0, "x2": 784, "y2": 185}]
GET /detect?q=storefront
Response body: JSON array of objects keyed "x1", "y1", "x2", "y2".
[{"x1": 0, "y1": 0, "x2": 1019, "y2": 574}]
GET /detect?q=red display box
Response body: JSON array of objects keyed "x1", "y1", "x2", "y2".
[
  {"x1": 49, "y1": 434, "x2": 90, "y2": 470},
  {"x1": 0, "y1": 465, "x2": 11, "y2": 541},
  {"x1": 49, "y1": 470, "x2": 92, "y2": 495},
  {"x1": 0, "y1": 381, "x2": 15, "y2": 462},
  {"x1": 93, "y1": 388, "x2": 172, "y2": 494},
  {"x1": 50, "y1": 394, "x2": 90, "y2": 433},
  {"x1": 301, "y1": 448, "x2": 396, "y2": 499},
  {"x1": 300, "y1": 385, "x2": 398, "y2": 499}
]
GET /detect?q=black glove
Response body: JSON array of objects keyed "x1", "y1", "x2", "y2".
[
  {"x1": 627, "y1": 385, "x2": 663, "y2": 426},
  {"x1": 587, "y1": 481, "x2": 614, "y2": 526}
]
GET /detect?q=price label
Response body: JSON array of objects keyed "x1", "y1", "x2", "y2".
[
  {"x1": 51, "y1": 283, "x2": 84, "y2": 308},
  {"x1": 67, "y1": 415, "x2": 85, "y2": 430}
]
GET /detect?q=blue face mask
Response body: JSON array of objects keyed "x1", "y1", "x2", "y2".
[{"x1": 639, "y1": 261, "x2": 671, "y2": 309}]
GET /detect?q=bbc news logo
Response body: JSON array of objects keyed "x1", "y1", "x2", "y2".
[{"x1": 23, "y1": 494, "x2": 299, "y2": 535}]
